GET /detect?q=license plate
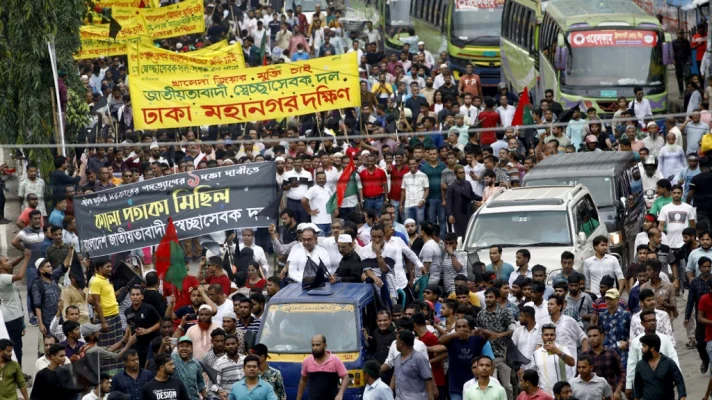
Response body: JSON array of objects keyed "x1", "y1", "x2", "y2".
[{"x1": 600, "y1": 90, "x2": 617, "y2": 98}]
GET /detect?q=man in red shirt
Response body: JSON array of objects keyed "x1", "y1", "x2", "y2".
[
  {"x1": 163, "y1": 272, "x2": 200, "y2": 310},
  {"x1": 413, "y1": 313, "x2": 446, "y2": 396},
  {"x1": 387, "y1": 151, "x2": 409, "y2": 223},
  {"x1": 477, "y1": 97, "x2": 502, "y2": 146},
  {"x1": 205, "y1": 256, "x2": 231, "y2": 296},
  {"x1": 359, "y1": 153, "x2": 388, "y2": 212},
  {"x1": 692, "y1": 23, "x2": 708, "y2": 76}
]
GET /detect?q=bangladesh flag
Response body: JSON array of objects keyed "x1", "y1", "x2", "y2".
[
  {"x1": 326, "y1": 158, "x2": 358, "y2": 214},
  {"x1": 511, "y1": 86, "x2": 533, "y2": 127},
  {"x1": 260, "y1": 31, "x2": 269, "y2": 66},
  {"x1": 155, "y1": 217, "x2": 187, "y2": 290}
]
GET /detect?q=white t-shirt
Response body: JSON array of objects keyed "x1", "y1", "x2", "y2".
[
  {"x1": 465, "y1": 163, "x2": 485, "y2": 197},
  {"x1": 0, "y1": 275, "x2": 23, "y2": 322},
  {"x1": 419, "y1": 240, "x2": 442, "y2": 283},
  {"x1": 658, "y1": 202, "x2": 696, "y2": 249},
  {"x1": 213, "y1": 299, "x2": 234, "y2": 325},
  {"x1": 304, "y1": 184, "x2": 333, "y2": 225},
  {"x1": 283, "y1": 169, "x2": 312, "y2": 200},
  {"x1": 321, "y1": 166, "x2": 340, "y2": 194},
  {"x1": 286, "y1": 243, "x2": 332, "y2": 281}
]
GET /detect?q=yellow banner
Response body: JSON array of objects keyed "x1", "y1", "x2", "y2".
[
  {"x1": 113, "y1": 0, "x2": 204, "y2": 39},
  {"x1": 95, "y1": 0, "x2": 146, "y2": 7},
  {"x1": 128, "y1": 41, "x2": 246, "y2": 75},
  {"x1": 75, "y1": 18, "x2": 151, "y2": 59},
  {"x1": 129, "y1": 52, "x2": 361, "y2": 129},
  {"x1": 193, "y1": 40, "x2": 228, "y2": 54}
]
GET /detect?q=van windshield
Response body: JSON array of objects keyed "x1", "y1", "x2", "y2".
[
  {"x1": 525, "y1": 177, "x2": 613, "y2": 206},
  {"x1": 467, "y1": 211, "x2": 572, "y2": 249},
  {"x1": 259, "y1": 303, "x2": 359, "y2": 353}
]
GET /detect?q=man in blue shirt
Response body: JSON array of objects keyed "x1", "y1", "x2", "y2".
[
  {"x1": 48, "y1": 199, "x2": 66, "y2": 227},
  {"x1": 486, "y1": 245, "x2": 515, "y2": 282},
  {"x1": 229, "y1": 355, "x2": 278, "y2": 400}
]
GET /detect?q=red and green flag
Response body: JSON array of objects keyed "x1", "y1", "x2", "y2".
[
  {"x1": 260, "y1": 33, "x2": 269, "y2": 66},
  {"x1": 155, "y1": 217, "x2": 187, "y2": 290},
  {"x1": 326, "y1": 158, "x2": 358, "y2": 214},
  {"x1": 511, "y1": 86, "x2": 533, "y2": 127}
]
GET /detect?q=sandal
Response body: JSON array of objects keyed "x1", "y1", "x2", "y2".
[{"x1": 687, "y1": 338, "x2": 697, "y2": 349}]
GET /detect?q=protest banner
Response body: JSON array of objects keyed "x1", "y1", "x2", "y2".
[
  {"x1": 75, "y1": 17, "x2": 150, "y2": 59},
  {"x1": 74, "y1": 162, "x2": 276, "y2": 257},
  {"x1": 95, "y1": 0, "x2": 146, "y2": 7},
  {"x1": 128, "y1": 41, "x2": 246, "y2": 75},
  {"x1": 129, "y1": 52, "x2": 361, "y2": 129},
  {"x1": 113, "y1": 0, "x2": 204, "y2": 39}
]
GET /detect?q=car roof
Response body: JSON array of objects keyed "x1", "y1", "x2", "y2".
[
  {"x1": 524, "y1": 152, "x2": 634, "y2": 180},
  {"x1": 268, "y1": 283, "x2": 374, "y2": 308}
]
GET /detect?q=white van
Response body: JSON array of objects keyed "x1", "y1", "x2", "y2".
[{"x1": 459, "y1": 185, "x2": 609, "y2": 276}]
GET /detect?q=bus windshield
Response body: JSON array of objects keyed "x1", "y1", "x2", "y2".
[
  {"x1": 562, "y1": 30, "x2": 665, "y2": 87},
  {"x1": 450, "y1": 0, "x2": 504, "y2": 47},
  {"x1": 259, "y1": 303, "x2": 359, "y2": 353},
  {"x1": 386, "y1": 0, "x2": 411, "y2": 26}
]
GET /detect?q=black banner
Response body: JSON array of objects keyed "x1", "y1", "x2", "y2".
[{"x1": 75, "y1": 162, "x2": 276, "y2": 257}]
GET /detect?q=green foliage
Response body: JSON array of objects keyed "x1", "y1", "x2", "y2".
[{"x1": 0, "y1": 0, "x2": 86, "y2": 179}]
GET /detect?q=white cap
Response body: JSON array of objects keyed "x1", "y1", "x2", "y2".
[
  {"x1": 337, "y1": 234, "x2": 352, "y2": 244},
  {"x1": 296, "y1": 223, "x2": 309, "y2": 232},
  {"x1": 646, "y1": 121, "x2": 658, "y2": 129},
  {"x1": 440, "y1": 63, "x2": 448, "y2": 69},
  {"x1": 198, "y1": 304, "x2": 212, "y2": 313},
  {"x1": 306, "y1": 223, "x2": 321, "y2": 233},
  {"x1": 333, "y1": 152, "x2": 344, "y2": 158},
  {"x1": 361, "y1": 150, "x2": 371, "y2": 156},
  {"x1": 175, "y1": 43, "x2": 183, "y2": 50},
  {"x1": 417, "y1": 41, "x2": 425, "y2": 46},
  {"x1": 35, "y1": 258, "x2": 46, "y2": 269},
  {"x1": 404, "y1": 218, "x2": 416, "y2": 225},
  {"x1": 274, "y1": 156, "x2": 285, "y2": 162},
  {"x1": 150, "y1": 142, "x2": 159, "y2": 150},
  {"x1": 229, "y1": 40, "x2": 237, "y2": 45}
]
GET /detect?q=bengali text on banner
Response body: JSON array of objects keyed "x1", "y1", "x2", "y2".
[
  {"x1": 74, "y1": 162, "x2": 276, "y2": 257},
  {"x1": 113, "y1": 0, "x2": 204, "y2": 39},
  {"x1": 75, "y1": 17, "x2": 150, "y2": 59},
  {"x1": 128, "y1": 52, "x2": 361, "y2": 129},
  {"x1": 128, "y1": 41, "x2": 246, "y2": 75},
  {"x1": 95, "y1": 0, "x2": 146, "y2": 7}
]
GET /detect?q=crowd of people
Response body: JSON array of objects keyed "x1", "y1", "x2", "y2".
[{"x1": 3, "y1": 0, "x2": 712, "y2": 400}]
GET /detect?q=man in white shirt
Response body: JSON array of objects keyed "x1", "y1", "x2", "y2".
[
  {"x1": 512, "y1": 306, "x2": 540, "y2": 370},
  {"x1": 283, "y1": 156, "x2": 313, "y2": 224},
  {"x1": 535, "y1": 296, "x2": 588, "y2": 380},
  {"x1": 583, "y1": 236, "x2": 625, "y2": 294},
  {"x1": 381, "y1": 319, "x2": 429, "y2": 374},
  {"x1": 240, "y1": 229, "x2": 269, "y2": 278},
  {"x1": 400, "y1": 158, "x2": 429, "y2": 226},
  {"x1": 280, "y1": 227, "x2": 331, "y2": 282},
  {"x1": 347, "y1": 39, "x2": 364, "y2": 61},
  {"x1": 361, "y1": 224, "x2": 398, "y2": 302},
  {"x1": 657, "y1": 133, "x2": 686, "y2": 180},
  {"x1": 628, "y1": 87, "x2": 653, "y2": 128},
  {"x1": 318, "y1": 153, "x2": 340, "y2": 193},
  {"x1": 496, "y1": 95, "x2": 516, "y2": 128},
  {"x1": 658, "y1": 185, "x2": 696, "y2": 251},
  {"x1": 642, "y1": 122, "x2": 665, "y2": 158},
  {"x1": 82, "y1": 373, "x2": 112, "y2": 400},
  {"x1": 531, "y1": 323, "x2": 576, "y2": 396},
  {"x1": 302, "y1": 171, "x2": 333, "y2": 236},
  {"x1": 364, "y1": 21, "x2": 381, "y2": 50},
  {"x1": 624, "y1": 310, "x2": 679, "y2": 399},
  {"x1": 33, "y1": 335, "x2": 70, "y2": 381}
]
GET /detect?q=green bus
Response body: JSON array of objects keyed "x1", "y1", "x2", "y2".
[
  {"x1": 501, "y1": 0, "x2": 673, "y2": 114},
  {"x1": 444, "y1": 0, "x2": 506, "y2": 85}
]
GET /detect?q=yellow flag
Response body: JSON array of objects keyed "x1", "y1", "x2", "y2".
[
  {"x1": 129, "y1": 52, "x2": 361, "y2": 130},
  {"x1": 127, "y1": 41, "x2": 246, "y2": 75},
  {"x1": 113, "y1": 0, "x2": 204, "y2": 39},
  {"x1": 75, "y1": 18, "x2": 150, "y2": 59}
]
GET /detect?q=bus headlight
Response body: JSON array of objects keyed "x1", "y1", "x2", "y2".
[
  {"x1": 609, "y1": 231, "x2": 622, "y2": 245},
  {"x1": 347, "y1": 370, "x2": 365, "y2": 387}
]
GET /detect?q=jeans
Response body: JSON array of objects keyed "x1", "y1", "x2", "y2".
[
  {"x1": 5, "y1": 317, "x2": 23, "y2": 365},
  {"x1": 363, "y1": 196, "x2": 384, "y2": 213},
  {"x1": 405, "y1": 205, "x2": 425, "y2": 226},
  {"x1": 495, "y1": 356, "x2": 513, "y2": 400},
  {"x1": 427, "y1": 198, "x2": 446, "y2": 236},
  {"x1": 700, "y1": 318, "x2": 711, "y2": 365},
  {"x1": 287, "y1": 198, "x2": 309, "y2": 224},
  {"x1": 450, "y1": 392, "x2": 463, "y2": 400},
  {"x1": 674, "y1": 62, "x2": 686, "y2": 95},
  {"x1": 316, "y1": 223, "x2": 330, "y2": 237},
  {"x1": 26, "y1": 266, "x2": 37, "y2": 318},
  {"x1": 390, "y1": 199, "x2": 403, "y2": 223}
]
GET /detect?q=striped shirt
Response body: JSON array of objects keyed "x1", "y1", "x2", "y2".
[
  {"x1": 214, "y1": 353, "x2": 246, "y2": 392},
  {"x1": 236, "y1": 317, "x2": 261, "y2": 334}
]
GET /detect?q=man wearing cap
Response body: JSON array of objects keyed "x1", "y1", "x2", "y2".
[
  {"x1": 280, "y1": 226, "x2": 330, "y2": 284},
  {"x1": 417, "y1": 41, "x2": 435, "y2": 69},
  {"x1": 184, "y1": 305, "x2": 221, "y2": 360},
  {"x1": 80, "y1": 321, "x2": 136, "y2": 364},
  {"x1": 330, "y1": 233, "x2": 363, "y2": 283},
  {"x1": 252, "y1": 344, "x2": 286, "y2": 400},
  {"x1": 125, "y1": 286, "x2": 161, "y2": 367},
  {"x1": 597, "y1": 288, "x2": 631, "y2": 367},
  {"x1": 171, "y1": 336, "x2": 207, "y2": 400}
]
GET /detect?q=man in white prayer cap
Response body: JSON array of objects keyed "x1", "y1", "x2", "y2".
[{"x1": 330, "y1": 232, "x2": 363, "y2": 283}]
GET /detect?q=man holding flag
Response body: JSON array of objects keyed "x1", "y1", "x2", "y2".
[{"x1": 327, "y1": 157, "x2": 361, "y2": 219}]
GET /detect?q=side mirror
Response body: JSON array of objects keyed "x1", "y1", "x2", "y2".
[
  {"x1": 557, "y1": 32, "x2": 565, "y2": 48},
  {"x1": 555, "y1": 46, "x2": 568, "y2": 71},
  {"x1": 619, "y1": 196, "x2": 627, "y2": 209},
  {"x1": 577, "y1": 231, "x2": 586, "y2": 245},
  {"x1": 662, "y1": 42, "x2": 673, "y2": 65}
]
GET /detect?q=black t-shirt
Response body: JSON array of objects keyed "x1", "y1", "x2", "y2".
[
  {"x1": 31, "y1": 368, "x2": 71, "y2": 400},
  {"x1": 125, "y1": 302, "x2": 161, "y2": 351},
  {"x1": 335, "y1": 252, "x2": 363, "y2": 283},
  {"x1": 691, "y1": 171, "x2": 712, "y2": 213},
  {"x1": 141, "y1": 377, "x2": 190, "y2": 400},
  {"x1": 143, "y1": 289, "x2": 168, "y2": 319}
]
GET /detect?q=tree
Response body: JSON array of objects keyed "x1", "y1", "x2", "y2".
[{"x1": 0, "y1": 0, "x2": 86, "y2": 178}]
